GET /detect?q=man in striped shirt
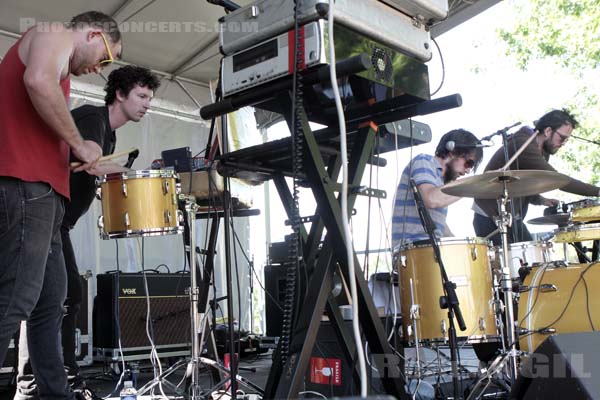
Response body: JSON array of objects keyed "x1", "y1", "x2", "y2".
[{"x1": 392, "y1": 129, "x2": 483, "y2": 249}]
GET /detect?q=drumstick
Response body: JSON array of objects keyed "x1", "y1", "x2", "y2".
[
  {"x1": 498, "y1": 131, "x2": 538, "y2": 171},
  {"x1": 70, "y1": 148, "x2": 139, "y2": 168}
]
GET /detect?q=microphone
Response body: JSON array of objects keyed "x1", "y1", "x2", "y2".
[
  {"x1": 206, "y1": 0, "x2": 241, "y2": 12},
  {"x1": 124, "y1": 149, "x2": 139, "y2": 169},
  {"x1": 409, "y1": 179, "x2": 438, "y2": 237},
  {"x1": 480, "y1": 122, "x2": 521, "y2": 142},
  {"x1": 445, "y1": 141, "x2": 492, "y2": 151}
]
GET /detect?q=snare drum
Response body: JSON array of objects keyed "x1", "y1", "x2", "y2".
[
  {"x1": 554, "y1": 223, "x2": 600, "y2": 243},
  {"x1": 97, "y1": 170, "x2": 183, "y2": 239},
  {"x1": 495, "y1": 241, "x2": 554, "y2": 278},
  {"x1": 571, "y1": 199, "x2": 600, "y2": 223},
  {"x1": 399, "y1": 237, "x2": 498, "y2": 343},
  {"x1": 519, "y1": 263, "x2": 600, "y2": 353}
]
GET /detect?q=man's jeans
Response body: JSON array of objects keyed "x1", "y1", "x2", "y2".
[
  {"x1": 0, "y1": 177, "x2": 72, "y2": 399},
  {"x1": 16, "y1": 226, "x2": 83, "y2": 399}
]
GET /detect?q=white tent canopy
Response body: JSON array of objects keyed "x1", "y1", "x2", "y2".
[{"x1": 0, "y1": 0, "x2": 499, "y2": 332}]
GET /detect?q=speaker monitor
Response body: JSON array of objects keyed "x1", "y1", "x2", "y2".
[
  {"x1": 264, "y1": 264, "x2": 287, "y2": 337},
  {"x1": 511, "y1": 332, "x2": 600, "y2": 399},
  {"x1": 94, "y1": 272, "x2": 192, "y2": 359}
]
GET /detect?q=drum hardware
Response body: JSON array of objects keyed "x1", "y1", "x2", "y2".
[
  {"x1": 408, "y1": 179, "x2": 467, "y2": 400},
  {"x1": 478, "y1": 318, "x2": 486, "y2": 333},
  {"x1": 442, "y1": 168, "x2": 571, "y2": 384},
  {"x1": 408, "y1": 278, "x2": 423, "y2": 381},
  {"x1": 466, "y1": 352, "x2": 513, "y2": 400},
  {"x1": 534, "y1": 327, "x2": 556, "y2": 335},
  {"x1": 518, "y1": 283, "x2": 557, "y2": 293},
  {"x1": 440, "y1": 320, "x2": 447, "y2": 336},
  {"x1": 135, "y1": 194, "x2": 204, "y2": 399},
  {"x1": 494, "y1": 188, "x2": 520, "y2": 382},
  {"x1": 471, "y1": 246, "x2": 478, "y2": 260}
]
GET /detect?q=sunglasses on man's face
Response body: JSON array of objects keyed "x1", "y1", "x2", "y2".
[
  {"x1": 463, "y1": 158, "x2": 476, "y2": 170},
  {"x1": 99, "y1": 32, "x2": 114, "y2": 65},
  {"x1": 553, "y1": 130, "x2": 570, "y2": 143}
]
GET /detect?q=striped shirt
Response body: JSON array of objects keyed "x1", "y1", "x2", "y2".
[{"x1": 392, "y1": 154, "x2": 448, "y2": 248}]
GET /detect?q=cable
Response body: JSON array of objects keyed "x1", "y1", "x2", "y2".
[
  {"x1": 327, "y1": 1, "x2": 367, "y2": 396},
  {"x1": 582, "y1": 272, "x2": 595, "y2": 331},
  {"x1": 430, "y1": 37, "x2": 446, "y2": 97},
  {"x1": 278, "y1": 0, "x2": 304, "y2": 366},
  {"x1": 514, "y1": 262, "x2": 600, "y2": 350}
]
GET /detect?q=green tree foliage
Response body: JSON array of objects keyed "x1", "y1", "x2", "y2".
[{"x1": 499, "y1": 0, "x2": 600, "y2": 184}]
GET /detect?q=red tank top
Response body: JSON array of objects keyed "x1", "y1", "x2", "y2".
[{"x1": 0, "y1": 34, "x2": 71, "y2": 198}]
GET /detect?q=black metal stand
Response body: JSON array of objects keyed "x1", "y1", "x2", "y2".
[
  {"x1": 189, "y1": 201, "x2": 262, "y2": 397},
  {"x1": 214, "y1": 92, "x2": 461, "y2": 399},
  {"x1": 409, "y1": 178, "x2": 466, "y2": 399}
]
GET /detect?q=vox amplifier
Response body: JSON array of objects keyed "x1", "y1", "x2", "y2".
[{"x1": 94, "y1": 272, "x2": 192, "y2": 361}]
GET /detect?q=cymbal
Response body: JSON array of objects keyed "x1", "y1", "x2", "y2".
[
  {"x1": 527, "y1": 213, "x2": 571, "y2": 226},
  {"x1": 440, "y1": 170, "x2": 570, "y2": 199}
]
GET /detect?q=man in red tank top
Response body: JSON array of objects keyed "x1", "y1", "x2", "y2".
[{"x1": 0, "y1": 11, "x2": 122, "y2": 400}]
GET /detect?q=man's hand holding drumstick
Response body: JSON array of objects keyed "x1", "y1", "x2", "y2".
[
  {"x1": 70, "y1": 140, "x2": 102, "y2": 172},
  {"x1": 71, "y1": 146, "x2": 139, "y2": 175}
]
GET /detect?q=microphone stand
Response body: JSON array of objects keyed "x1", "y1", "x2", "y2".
[
  {"x1": 482, "y1": 122, "x2": 521, "y2": 243},
  {"x1": 572, "y1": 135, "x2": 600, "y2": 146},
  {"x1": 409, "y1": 179, "x2": 466, "y2": 400}
]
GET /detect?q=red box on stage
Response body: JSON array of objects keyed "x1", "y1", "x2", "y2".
[{"x1": 310, "y1": 357, "x2": 342, "y2": 386}]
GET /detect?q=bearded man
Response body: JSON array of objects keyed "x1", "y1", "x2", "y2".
[
  {"x1": 392, "y1": 129, "x2": 483, "y2": 247},
  {"x1": 473, "y1": 109, "x2": 600, "y2": 245}
]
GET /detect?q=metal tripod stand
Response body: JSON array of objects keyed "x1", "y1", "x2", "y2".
[{"x1": 136, "y1": 194, "x2": 203, "y2": 399}]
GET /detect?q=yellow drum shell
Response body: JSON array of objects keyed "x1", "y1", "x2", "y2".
[
  {"x1": 98, "y1": 170, "x2": 182, "y2": 239},
  {"x1": 571, "y1": 199, "x2": 600, "y2": 223},
  {"x1": 554, "y1": 223, "x2": 600, "y2": 243},
  {"x1": 399, "y1": 237, "x2": 498, "y2": 343},
  {"x1": 518, "y1": 263, "x2": 600, "y2": 353}
]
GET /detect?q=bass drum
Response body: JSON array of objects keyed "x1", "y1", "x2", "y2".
[
  {"x1": 400, "y1": 237, "x2": 498, "y2": 343},
  {"x1": 518, "y1": 263, "x2": 600, "y2": 353}
]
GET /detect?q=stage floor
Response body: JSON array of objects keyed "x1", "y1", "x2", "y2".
[{"x1": 0, "y1": 346, "x2": 506, "y2": 399}]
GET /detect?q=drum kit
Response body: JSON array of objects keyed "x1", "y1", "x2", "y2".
[
  {"x1": 395, "y1": 169, "x2": 600, "y2": 398},
  {"x1": 95, "y1": 169, "x2": 205, "y2": 398}
]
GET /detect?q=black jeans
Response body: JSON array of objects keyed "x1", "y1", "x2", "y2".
[
  {"x1": 0, "y1": 178, "x2": 72, "y2": 400},
  {"x1": 16, "y1": 226, "x2": 83, "y2": 399}
]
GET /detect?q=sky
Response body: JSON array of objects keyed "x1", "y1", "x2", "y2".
[{"x1": 249, "y1": 1, "x2": 592, "y2": 275}]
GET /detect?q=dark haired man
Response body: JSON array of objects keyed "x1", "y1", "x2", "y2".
[
  {"x1": 15, "y1": 65, "x2": 161, "y2": 400},
  {"x1": 392, "y1": 129, "x2": 483, "y2": 247},
  {"x1": 473, "y1": 109, "x2": 600, "y2": 245},
  {"x1": 0, "y1": 11, "x2": 121, "y2": 399}
]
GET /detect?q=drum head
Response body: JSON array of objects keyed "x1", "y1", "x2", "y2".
[
  {"x1": 99, "y1": 169, "x2": 178, "y2": 183},
  {"x1": 400, "y1": 237, "x2": 489, "y2": 251}
]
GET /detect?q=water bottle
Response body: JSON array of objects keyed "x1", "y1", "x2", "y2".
[{"x1": 120, "y1": 381, "x2": 137, "y2": 400}]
